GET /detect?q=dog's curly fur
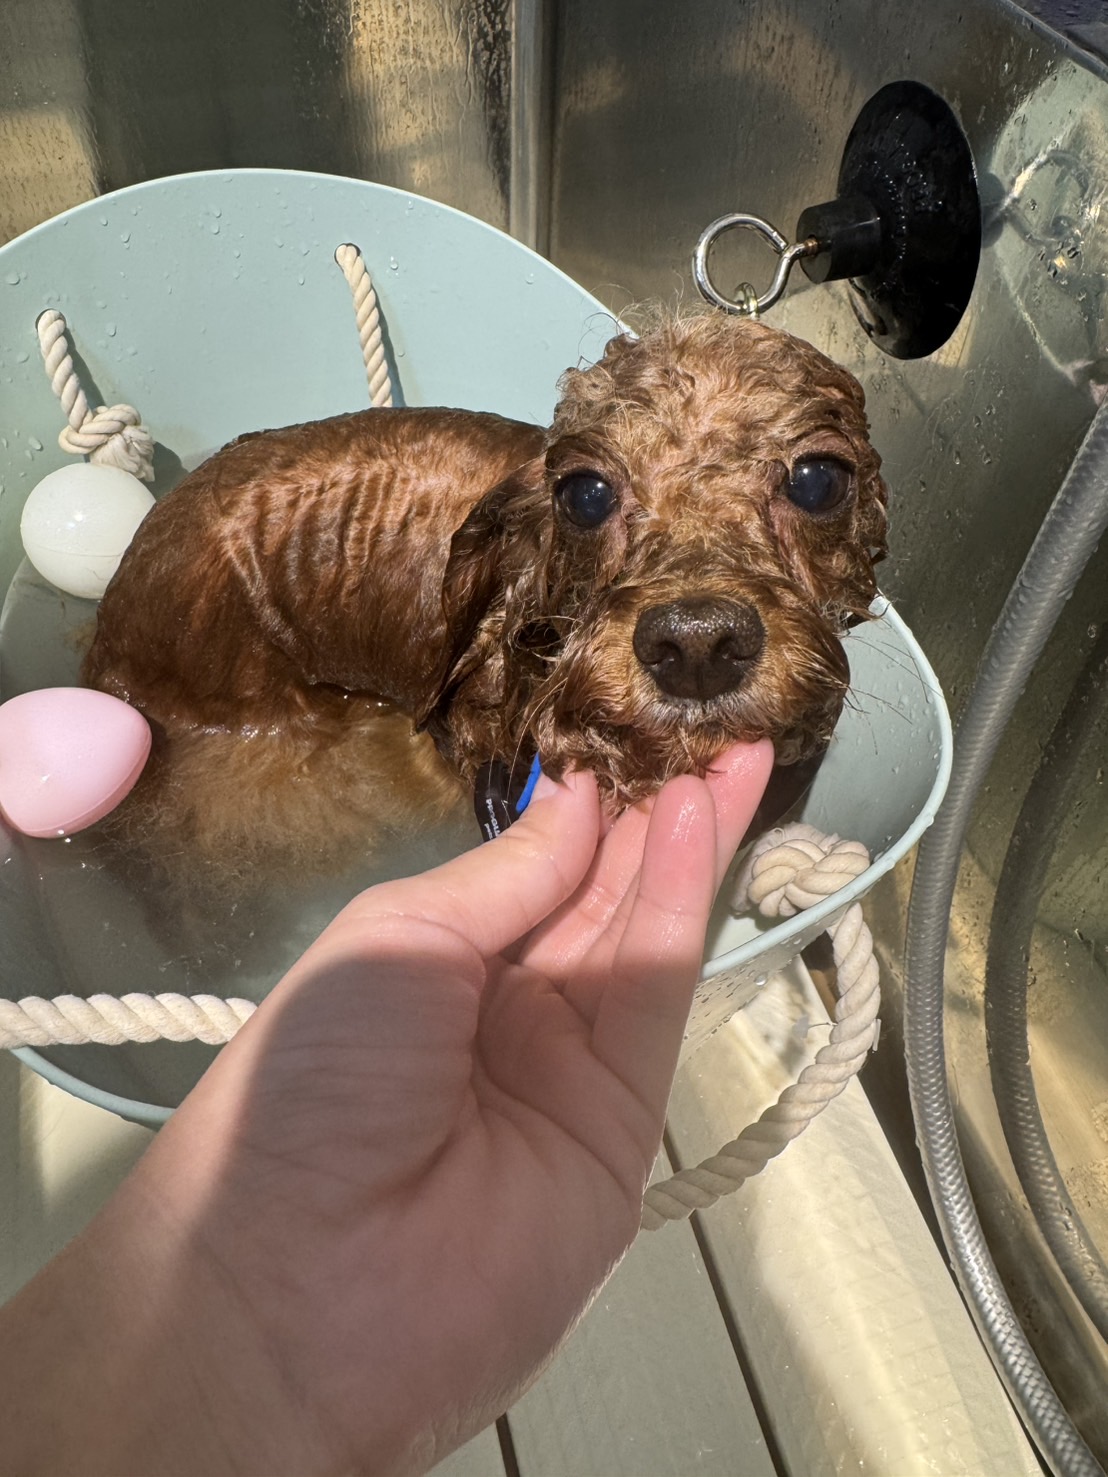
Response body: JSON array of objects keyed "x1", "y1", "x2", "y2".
[{"x1": 82, "y1": 310, "x2": 887, "y2": 881}]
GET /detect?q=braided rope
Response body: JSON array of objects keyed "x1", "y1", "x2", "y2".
[
  {"x1": 35, "y1": 310, "x2": 156, "y2": 482},
  {"x1": 2, "y1": 824, "x2": 877, "y2": 1234},
  {"x1": 0, "y1": 992, "x2": 256, "y2": 1049},
  {"x1": 641, "y1": 823, "x2": 879, "y2": 1231},
  {"x1": 334, "y1": 245, "x2": 395, "y2": 407}
]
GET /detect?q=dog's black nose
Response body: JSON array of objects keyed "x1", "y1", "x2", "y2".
[{"x1": 633, "y1": 597, "x2": 765, "y2": 700}]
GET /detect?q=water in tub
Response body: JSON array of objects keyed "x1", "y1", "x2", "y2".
[
  {"x1": 0, "y1": 554, "x2": 482, "y2": 1106},
  {"x1": 0, "y1": 544, "x2": 770, "y2": 1109}
]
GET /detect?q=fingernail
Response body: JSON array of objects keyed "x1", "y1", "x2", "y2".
[{"x1": 530, "y1": 770, "x2": 560, "y2": 803}]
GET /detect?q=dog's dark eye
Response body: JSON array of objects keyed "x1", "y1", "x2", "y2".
[
  {"x1": 785, "y1": 457, "x2": 853, "y2": 513},
  {"x1": 555, "y1": 472, "x2": 617, "y2": 529}
]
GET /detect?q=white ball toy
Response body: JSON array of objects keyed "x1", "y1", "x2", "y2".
[{"x1": 20, "y1": 462, "x2": 155, "y2": 600}]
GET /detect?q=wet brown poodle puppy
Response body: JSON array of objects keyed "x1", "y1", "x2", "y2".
[{"x1": 82, "y1": 311, "x2": 887, "y2": 881}]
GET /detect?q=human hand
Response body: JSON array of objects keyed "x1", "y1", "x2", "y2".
[{"x1": 2, "y1": 743, "x2": 772, "y2": 1477}]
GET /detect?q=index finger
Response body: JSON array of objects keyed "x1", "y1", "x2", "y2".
[
  {"x1": 521, "y1": 740, "x2": 774, "y2": 978},
  {"x1": 588, "y1": 740, "x2": 774, "y2": 1106},
  {"x1": 703, "y1": 740, "x2": 776, "y2": 878}
]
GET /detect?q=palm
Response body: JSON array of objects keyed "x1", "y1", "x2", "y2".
[{"x1": 144, "y1": 745, "x2": 773, "y2": 1473}]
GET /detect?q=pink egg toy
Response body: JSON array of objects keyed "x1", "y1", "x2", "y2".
[{"x1": 0, "y1": 687, "x2": 152, "y2": 838}]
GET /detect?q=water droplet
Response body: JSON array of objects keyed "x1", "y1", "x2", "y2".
[
  {"x1": 388, "y1": 256, "x2": 399, "y2": 272},
  {"x1": 296, "y1": 273, "x2": 305, "y2": 285},
  {"x1": 27, "y1": 436, "x2": 43, "y2": 451},
  {"x1": 232, "y1": 248, "x2": 241, "y2": 259},
  {"x1": 120, "y1": 231, "x2": 131, "y2": 244},
  {"x1": 106, "y1": 323, "x2": 117, "y2": 337},
  {"x1": 209, "y1": 222, "x2": 220, "y2": 235},
  {"x1": 98, "y1": 215, "x2": 108, "y2": 226},
  {"x1": 274, "y1": 236, "x2": 285, "y2": 248},
  {"x1": 5, "y1": 272, "x2": 21, "y2": 286},
  {"x1": 14, "y1": 351, "x2": 28, "y2": 364},
  {"x1": 405, "y1": 199, "x2": 415, "y2": 212},
  {"x1": 525, "y1": 271, "x2": 535, "y2": 284},
  {"x1": 211, "y1": 206, "x2": 222, "y2": 218}
]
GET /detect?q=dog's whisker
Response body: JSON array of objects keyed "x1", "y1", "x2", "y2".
[
  {"x1": 844, "y1": 684, "x2": 911, "y2": 726},
  {"x1": 517, "y1": 663, "x2": 577, "y2": 751},
  {"x1": 851, "y1": 636, "x2": 927, "y2": 688}
]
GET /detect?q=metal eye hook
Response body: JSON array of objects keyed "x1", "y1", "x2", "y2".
[{"x1": 692, "y1": 212, "x2": 820, "y2": 317}]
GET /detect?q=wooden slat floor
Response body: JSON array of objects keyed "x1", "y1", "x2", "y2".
[{"x1": 1, "y1": 961, "x2": 1040, "y2": 1476}]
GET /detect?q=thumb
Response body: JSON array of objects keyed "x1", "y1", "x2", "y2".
[{"x1": 322, "y1": 769, "x2": 604, "y2": 964}]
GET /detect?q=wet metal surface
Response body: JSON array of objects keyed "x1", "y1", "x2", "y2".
[{"x1": 0, "y1": 0, "x2": 519, "y2": 244}]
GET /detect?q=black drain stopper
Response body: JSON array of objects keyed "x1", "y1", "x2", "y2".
[{"x1": 796, "y1": 80, "x2": 981, "y2": 359}]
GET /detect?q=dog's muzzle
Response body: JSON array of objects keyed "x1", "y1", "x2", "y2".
[{"x1": 632, "y1": 596, "x2": 766, "y2": 701}]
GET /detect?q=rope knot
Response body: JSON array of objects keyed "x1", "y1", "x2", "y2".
[
  {"x1": 732, "y1": 822, "x2": 871, "y2": 919},
  {"x1": 36, "y1": 309, "x2": 156, "y2": 482},
  {"x1": 58, "y1": 403, "x2": 156, "y2": 480}
]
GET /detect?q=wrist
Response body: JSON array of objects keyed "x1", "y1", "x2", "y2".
[{"x1": 0, "y1": 1125, "x2": 343, "y2": 1477}]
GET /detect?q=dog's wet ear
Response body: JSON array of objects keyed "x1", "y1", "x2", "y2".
[{"x1": 415, "y1": 454, "x2": 548, "y2": 729}]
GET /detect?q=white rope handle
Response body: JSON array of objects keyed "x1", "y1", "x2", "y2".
[
  {"x1": 35, "y1": 310, "x2": 156, "y2": 482},
  {"x1": 334, "y1": 245, "x2": 395, "y2": 407},
  {"x1": 0, "y1": 992, "x2": 255, "y2": 1049},
  {"x1": 1, "y1": 821, "x2": 877, "y2": 1236},
  {"x1": 640, "y1": 824, "x2": 879, "y2": 1231},
  {"x1": 2, "y1": 824, "x2": 874, "y2": 1058}
]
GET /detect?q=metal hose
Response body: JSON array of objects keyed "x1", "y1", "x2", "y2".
[
  {"x1": 986, "y1": 620, "x2": 1108, "y2": 1343},
  {"x1": 904, "y1": 400, "x2": 1108, "y2": 1477}
]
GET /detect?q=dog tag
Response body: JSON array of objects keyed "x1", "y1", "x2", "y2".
[{"x1": 474, "y1": 754, "x2": 542, "y2": 842}]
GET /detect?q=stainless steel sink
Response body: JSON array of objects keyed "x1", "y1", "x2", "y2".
[{"x1": 2, "y1": 0, "x2": 1107, "y2": 1464}]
